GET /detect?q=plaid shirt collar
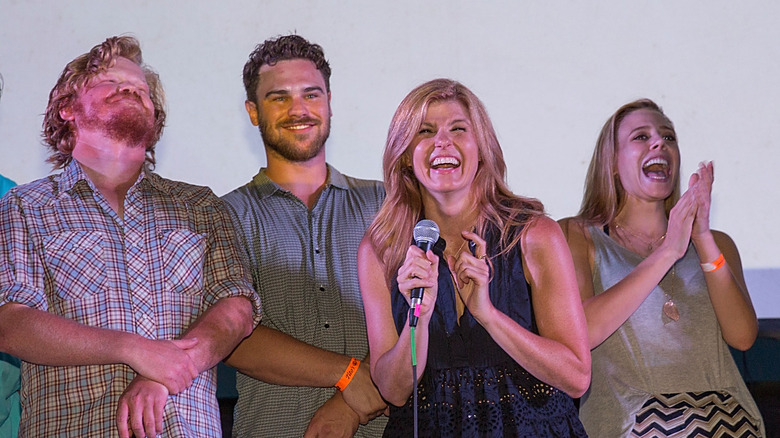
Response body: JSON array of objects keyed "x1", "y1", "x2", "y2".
[{"x1": 60, "y1": 159, "x2": 151, "y2": 195}]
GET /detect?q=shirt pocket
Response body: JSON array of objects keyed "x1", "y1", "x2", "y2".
[
  {"x1": 159, "y1": 229, "x2": 206, "y2": 296},
  {"x1": 43, "y1": 231, "x2": 107, "y2": 301}
]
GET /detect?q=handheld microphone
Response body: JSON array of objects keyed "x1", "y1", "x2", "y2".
[{"x1": 408, "y1": 219, "x2": 440, "y2": 327}]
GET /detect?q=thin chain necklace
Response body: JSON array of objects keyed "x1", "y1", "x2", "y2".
[
  {"x1": 614, "y1": 221, "x2": 667, "y2": 253},
  {"x1": 444, "y1": 237, "x2": 470, "y2": 324},
  {"x1": 444, "y1": 238, "x2": 468, "y2": 259},
  {"x1": 663, "y1": 263, "x2": 680, "y2": 321}
]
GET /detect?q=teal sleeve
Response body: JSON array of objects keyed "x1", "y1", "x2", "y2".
[
  {"x1": 0, "y1": 357, "x2": 21, "y2": 438},
  {"x1": 0, "y1": 174, "x2": 16, "y2": 197}
]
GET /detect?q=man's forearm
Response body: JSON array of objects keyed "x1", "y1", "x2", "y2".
[
  {"x1": 224, "y1": 324, "x2": 352, "y2": 387},
  {"x1": 181, "y1": 296, "x2": 255, "y2": 373},
  {"x1": 0, "y1": 302, "x2": 139, "y2": 366}
]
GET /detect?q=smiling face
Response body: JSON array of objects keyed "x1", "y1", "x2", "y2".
[
  {"x1": 66, "y1": 57, "x2": 155, "y2": 147},
  {"x1": 615, "y1": 108, "x2": 680, "y2": 204},
  {"x1": 246, "y1": 58, "x2": 331, "y2": 163},
  {"x1": 410, "y1": 99, "x2": 479, "y2": 201}
]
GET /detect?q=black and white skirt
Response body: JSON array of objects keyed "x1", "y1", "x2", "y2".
[{"x1": 631, "y1": 391, "x2": 761, "y2": 437}]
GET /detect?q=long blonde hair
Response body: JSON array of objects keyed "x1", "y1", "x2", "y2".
[
  {"x1": 367, "y1": 79, "x2": 544, "y2": 284},
  {"x1": 578, "y1": 98, "x2": 681, "y2": 225}
]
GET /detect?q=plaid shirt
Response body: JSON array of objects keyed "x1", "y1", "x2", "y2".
[{"x1": 0, "y1": 160, "x2": 260, "y2": 437}]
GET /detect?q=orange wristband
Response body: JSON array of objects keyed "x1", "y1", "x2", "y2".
[
  {"x1": 701, "y1": 253, "x2": 725, "y2": 273},
  {"x1": 334, "y1": 357, "x2": 360, "y2": 391}
]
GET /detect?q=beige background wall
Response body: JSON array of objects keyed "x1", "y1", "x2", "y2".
[{"x1": 1, "y1": 1, "x2": 778, "y2": 316}]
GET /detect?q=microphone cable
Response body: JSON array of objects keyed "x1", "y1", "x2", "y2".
[
  {"x1": 407, "y1": 219, "x2": 438, "y2": 437},
  {"x1": 410, "y1": 324, "x2": 419, "y2": 438}
]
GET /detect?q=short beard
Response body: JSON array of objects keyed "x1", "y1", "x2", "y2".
[
  {"x1": 74, "y1": 98, "x2": 154, "y2": 148},
  {"x1": 258, "y1": 115, "x2": 330, "y2": 162}
]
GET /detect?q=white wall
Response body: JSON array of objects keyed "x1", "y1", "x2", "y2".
[{"x1": 1, "y1": 0, "x2": 778, "y2": 316}]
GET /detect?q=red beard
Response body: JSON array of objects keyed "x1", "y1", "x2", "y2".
[{"x1": 74, "y1": 94, "x2": 155, "y2": 148}]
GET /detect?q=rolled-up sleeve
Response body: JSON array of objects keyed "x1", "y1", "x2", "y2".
[
  {"x1": 0, "y1": 191, "x2": 47, "y2": 311},
  {"x1": 201, "y1": 199, "x2": 262, "y2": 327}
]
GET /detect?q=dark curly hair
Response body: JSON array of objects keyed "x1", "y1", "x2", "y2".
[
  {"x1": 243, "y1": 34, "x2": 331, "y2": 104},
  {"x1": 42, "y1": 35, "x2": 166, "y2": 170}
]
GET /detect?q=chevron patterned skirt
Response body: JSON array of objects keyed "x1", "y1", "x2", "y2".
[{"x1": 631, "y1": 391, "x2": 761, "y2": 437}]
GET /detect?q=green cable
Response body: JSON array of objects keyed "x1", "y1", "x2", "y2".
[{"x1": 410, "y1": 326, "x2": 417, "y2": 366}]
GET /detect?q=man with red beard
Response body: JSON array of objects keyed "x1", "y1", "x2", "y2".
[
  {"x1": 0, "y1": 36, "x2": 261, "y2": 438},
  {"x1": 221, "y1": 35, "x2": 388, "y2": 437}
]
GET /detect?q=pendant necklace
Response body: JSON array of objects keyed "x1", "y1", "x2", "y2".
[
  {"x1": 613, "y1": 221, "x2": 677, "y2": 320},
  {"x1": 614, "y1": 221, "x2": 667, "y2": 253},
  {"x1": 662, "y1": 263, "x2": 680, "y2": 321}
]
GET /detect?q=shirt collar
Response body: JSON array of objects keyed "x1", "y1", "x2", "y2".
[
  {"x1": 60, "y1": 159, "x2": 148, "y2": 194},
  {"x1": 251, "y1": 163, "x2": 348, "y2": 198},
  {"x1": 326, "y1": 164, "x2": 349, "y2": 190}
]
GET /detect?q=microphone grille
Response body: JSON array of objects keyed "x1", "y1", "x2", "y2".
[{"x1": 413, "y1": 219, "x2": 440, "y2": 244}]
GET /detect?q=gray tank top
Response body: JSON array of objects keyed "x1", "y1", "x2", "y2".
[{"x1": 579, "y1": 225, "x2": 764, "y2": 437}]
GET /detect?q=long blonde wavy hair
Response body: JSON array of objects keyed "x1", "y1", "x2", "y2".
[{"x1": 367, "y1": 79, "x2": 544, "y2": 285}]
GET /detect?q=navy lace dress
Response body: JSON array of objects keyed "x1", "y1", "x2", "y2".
[{"x1": 384, "y1": 227, "x2": 587, "y2": 438}]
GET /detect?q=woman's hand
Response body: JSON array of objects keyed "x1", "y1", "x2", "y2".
[
  {"x1": 688, "y1": 161, "x2": 714, "y2": 241},
  {"x1": 658, "y1": 183, "x2": 697, "y2": 260},
  {"x1": 396, "y1": 245, "x2": 439, "y2": 320},
  {"x1": 447, "y1": 231, "x2": 492, "y2": 320}
]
